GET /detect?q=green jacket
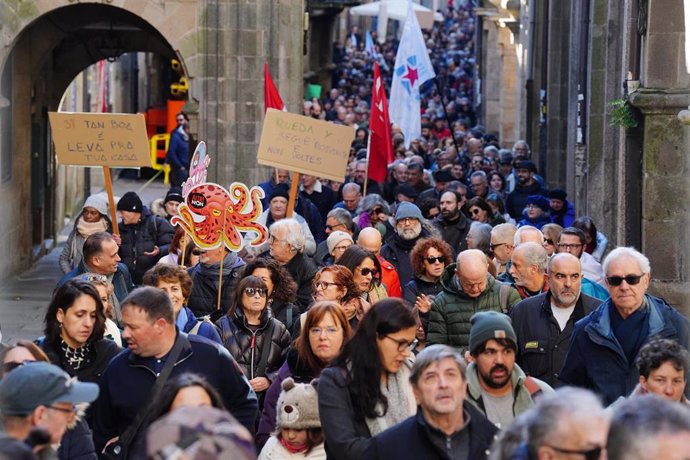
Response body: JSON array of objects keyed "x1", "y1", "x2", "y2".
[
  {"x1": 465, "y1": 361, "x2": 553, "y2": 424},
  {"x1": 427, "y1": 264, "x2": 521, "y2": 352}
]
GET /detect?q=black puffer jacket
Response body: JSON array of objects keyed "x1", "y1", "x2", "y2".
[
  {"x1": 118, "y1": 207, "x2": 174, "y2": 284},
  {"x1": 38, "y1": 337, "x2": 121, "y2": 384},
  {"x1": 216, "y1": 308, "x2": 291, "y2": 385},
  {"x1": 187, "y1": 253, "x2": 246, "y2": 318}
]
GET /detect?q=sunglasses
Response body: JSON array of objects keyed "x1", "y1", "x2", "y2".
[
  {"x1": 544, "y1": 239, "x2": 554, "y2": 245},
  {"x1": 358, "y1": 268, "x2": 378, "y2": 277},
  {"x1": 426, "y1": 256, "x2": 445, "y2": 264},
  {"x1": 244, "y1": 287, "x2": 268, "y2": 297},
  {"x1": 470, "y1": 208, "x2": 481, "y2": 215},
  {"x1": 192, "y1": 249, "x2": 202, "y2": 256},
  {"x1": 545, "y1": 445, "x2": 603, "y2": 460},
  {"x1": 606, "y1": 274, "x2": 644, "y2": 286}
]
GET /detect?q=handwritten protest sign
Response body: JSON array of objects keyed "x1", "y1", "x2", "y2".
[
  {"x1": 257, "y1": 109, "x2": 354, "y2": 182},
  {"x1": 48, "y1": 112, "x2": 151, "y2": 167}
]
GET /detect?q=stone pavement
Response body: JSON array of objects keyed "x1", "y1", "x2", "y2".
[{"x1": 0, "y1": 173, "x2": 170, "y2": 343}]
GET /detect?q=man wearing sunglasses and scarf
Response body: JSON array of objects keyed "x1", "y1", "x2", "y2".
[{"x1": 560, "y1": 247, "x2": 690, "y2": 405}]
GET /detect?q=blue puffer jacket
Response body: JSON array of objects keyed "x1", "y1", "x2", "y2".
[
  {"x1": 176, "y1": 306, "x2": 222, "y2": 344},
  {"x1": 559, "y1": 294, "x2": 690, "y2": 406}
]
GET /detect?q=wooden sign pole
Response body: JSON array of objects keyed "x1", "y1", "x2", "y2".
[
  {"x1": 286, "y1": 171, "x2": 300, "y2": 218},
  {"x1": 216, "y1": 208, "x2": 228, "y2": 311},
  {"x1": 103, "y1": 166, "x2": 119, "y2": 236}
]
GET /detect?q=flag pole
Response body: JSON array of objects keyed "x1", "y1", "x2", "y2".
[{"x1": 363, "y1": 133, "x2": 372, "y2": 196}]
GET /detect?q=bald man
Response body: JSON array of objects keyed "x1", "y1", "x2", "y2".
[
  {"x1": 509, "y1": 242, "x2": 549, "y2": 299},
  {"x1": 357, "y1": 227, "x2": 402, "y2": 298},
  {"x1": 510, "y1": 253, "x2": 602, "y2": 386},
  {"x1": 427, "y1": 249, "x2": 520, "y2": 353}
]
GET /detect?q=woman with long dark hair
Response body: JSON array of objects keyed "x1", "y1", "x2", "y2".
[
  {"x1": 318, "y1": 298, "x2": 418, "y2": 460},
  {"x1": 244, "y1": 257, "x2": 301, "y2": 332},
  {"x1": 256, "y1": 301, "x2": 352, "y2": 448},
  {"x1": 38, "y1": 279, "x2": 119, "y2": 384},
  {"x1": 337, "y1": 246, "x2": 387, "y2": 328},
  {"x1": 216, "y1": 275, "x2": 291, "y2": 406}
]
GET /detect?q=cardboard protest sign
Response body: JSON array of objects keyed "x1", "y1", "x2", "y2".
[
  {"x1": 171, "y1": 142, "x2": 268, "y2": 252},
  {"x1": 48, "y1": 112, "x2": 151, "y2": 167},
  {"x1": 257, "y1": 109, "x2": 354, "y2": 182}
]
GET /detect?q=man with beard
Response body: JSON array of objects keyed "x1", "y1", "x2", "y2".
[
  {"x1": 381, "y1": 202, "x2": 431, "y2": 285},
  {"x1": 509, "y1": 253, "x2": 601, "y2": 387},
  {"x1": 505, "y1": 161, "x2": 548, "y2": 220},
  {"x1": 432, "y1": 190, "x2": 470, "y2": 257},
  {"x1": 465, "y1": 311, "x2": 552, "y2": 428}
]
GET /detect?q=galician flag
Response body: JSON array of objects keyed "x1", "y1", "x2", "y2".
[{"x1": 388, "y1": 0, "x2": 436, "y2": 148}]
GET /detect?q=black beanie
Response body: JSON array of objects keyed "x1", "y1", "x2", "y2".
[
  {"x1": 269, "y1": 183, "x2": 290, "y2": 202},
  {"x1": 164, "y1": 187, "x2": 184, "y2": 204},
  {"x1": 117, "y1": 191, "x2": 143, "y2": 213}
]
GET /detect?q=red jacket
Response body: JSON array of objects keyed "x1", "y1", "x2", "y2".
[{"x1": 378, "y1": 255, "x2": 402, "y2": 298}]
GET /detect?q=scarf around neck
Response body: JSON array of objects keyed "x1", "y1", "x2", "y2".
[
  {"x1": 365, "y1": 359, "x2": 417, "y2": 436},
  {"x1": 76, "y1": 216, "x2": 108, "y2": 238}
]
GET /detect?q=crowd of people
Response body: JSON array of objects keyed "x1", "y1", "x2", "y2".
[{"x1": 0, "y1": 2, "x2": 689, "y2": 459}]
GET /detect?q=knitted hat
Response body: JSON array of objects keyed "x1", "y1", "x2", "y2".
[
  {"x1": 326, "y1": 231, "x2": 353, "y2": 254},
  {"x1": 146, "y1": 406, "x2": 255, "y2": 460},
  {"x1": 469, "y1": 311, "x2": 517, "y2": 355},
  {"x1": 116, "y1": 191, "x2": 143, "y2": 213},
  {"x1": 164, "y1": 186, "x2": 184, "y2": 204},
  {"x1": 269, "y1": 183, "x2": 290, "y2": 202},
  {"x1": 83, "y1": 195, "x2": 108, "y2": 216},
  {"x1": 548, "y1": 188, "x2": 567, "y2": 202},
  {"x1": 525, "y1": 195, "x2": 550, "y2": 211},
  {"x1": 276, "y1": 378, "x2": 320, "y2": 430},
  {"x1": 395, "y1": 202, "x2": 423, "y2": 222}
]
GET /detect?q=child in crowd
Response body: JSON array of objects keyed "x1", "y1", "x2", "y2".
[{"x1": 259, "y1": 378, "x2": 325, "y2": 460}]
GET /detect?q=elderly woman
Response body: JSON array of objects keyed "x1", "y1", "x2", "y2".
[
  {"x1": 59, "y1": 195, "x2": 112, "y2": 274},
  {"x1": 355, "y1": 194, "x2": 393, "y2": 238},
  {"x1": 319, "y1": 299, "x2": 418, "y2": 460},
  {"x1": 517, "y1": 195, "x2": 550, "y2": 230},
  {"x1": 541, "y1": 223, "x2": 563, "y2": 257},
  {"x1": 38, "y1": 279, "x2": 120, "y2": 384},
  {"x1": 244, "y1": 257, "x2": 301, "y2": 332},
  {"x1": 142, "y1": 264, "x2": 222, "y2": 344},
  {"x1": 216, "y1": 275, "x2": 292, "y2": 405},
  {"x1": 256, "y1": 301, "x2": 352, "y2": 448},
  {"x1": 633, "y1": 338, "x2": 690, "y2": 405},
  {"x1": 466, "y1": 221, "x2": 493, "y2": 255},
  {"x1": 403, "y1": 238, "x2": 453, "y2": 332},
  {"x1": 468, "y1": 196, "x2": 505, "y2": 227},
  {"x1": 325, "y1": 231, "x2": 354, "y2": 265}
]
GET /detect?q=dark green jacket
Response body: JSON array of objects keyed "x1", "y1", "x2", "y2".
[{"x1": 427, "y1": 264, "x2": 521, "y2": 353}]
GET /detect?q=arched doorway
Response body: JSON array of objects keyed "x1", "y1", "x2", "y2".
[{"x1": 0, "y1": 3, "x2": 185, "y2": 276}]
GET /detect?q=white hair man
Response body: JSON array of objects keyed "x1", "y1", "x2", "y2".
[{"x1": 560, "y1": 247, "x2": 690, "y2": 405}]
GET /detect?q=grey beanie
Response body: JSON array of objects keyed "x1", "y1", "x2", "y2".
[
  {"x1": 83, "y1": 195, "x2": 108, "y2": 216},
  {"x1": 469, "y1": 311, "x2": 517, "y2": 355},
  {"x1": 326, "y1": 231, "x2": 353, "y2": 255},
  {"x1": 395, "y1": 202, "x2": 423, "y2": 222}
]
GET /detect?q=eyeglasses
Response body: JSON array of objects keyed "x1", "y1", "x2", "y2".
[
  {"x1": 397, "y1": 217, "x2": 418, "y2": 225},
  {"x1": 333, "y1": 244, "x2": 351, "y2": 252},
  {"x1": 80, "y1": 273, "x2": 107, "y2": 283},
  {"x1": 357, "y1": 267, "x2": 378, "y2": 277},
  {"x1": 544, "y1": 445, "x2": 603, "y2": 460},
  {"x1": 489, "y1": 242, "x2": 511, "y2": 251},
  {"x1": 309, "y1": 327, "x2": 340, "y2": 336},
  {"x1": 425, "y1": 256, "x2": 445, "y2": 264},
  {"x1": 557, "y1": 243, "x2": 583, "y2": 250},
  {"x1": 606, "y1": 274, "x2": 644, "y2": 286},
  {"x1": 314, "y1": 281, "x2": 341, "y2": 290},
  {"x1": 382, "y1": 335, "x2": 419, "y2": 352},
  {"x1": 243, "y1": 287, "x2": 268, "y2": 297},
  {"x1": 269, "y1": 235, "x2": 289, "y2": 245},
  {"x1": 48, "y1": 405, "x2": 79, "y2": 415},
  {"x1": 2, "y1": 360, "x2": 33, "y2": 373}
]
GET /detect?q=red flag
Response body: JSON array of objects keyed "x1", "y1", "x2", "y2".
[
  {"x1": 264, "y1": 63, "x2": 285, "y2": 112},
  {"x1": 368, "y1": 62, "x2": 394, "y2": 183}
]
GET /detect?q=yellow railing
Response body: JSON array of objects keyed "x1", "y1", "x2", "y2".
[{"x1": 149, "y1": 133, "x2": 171, "y2": 185}]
